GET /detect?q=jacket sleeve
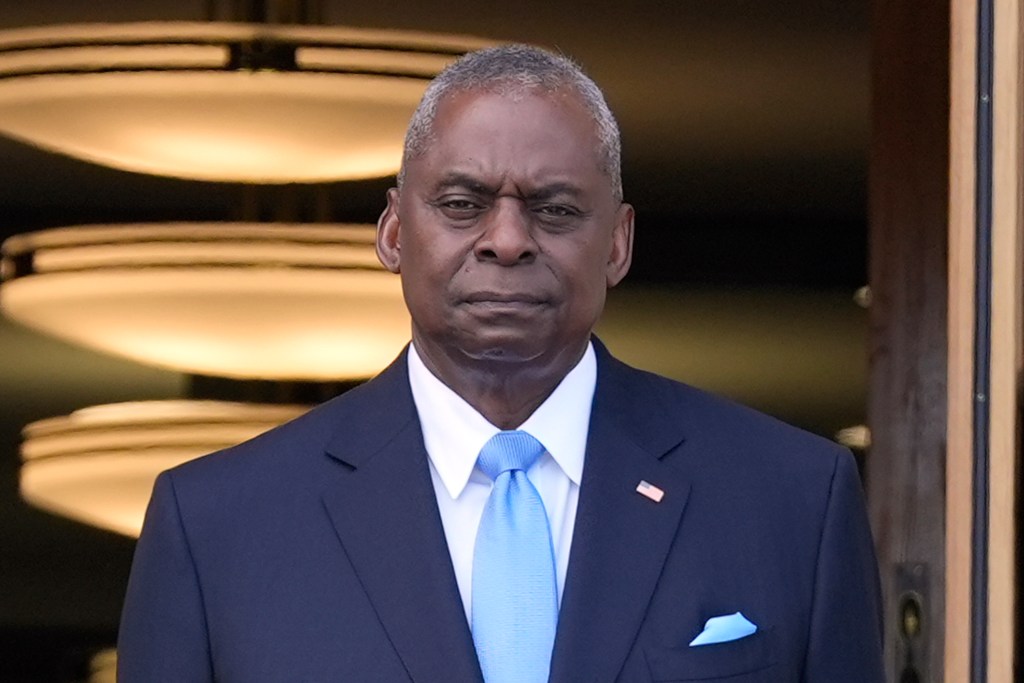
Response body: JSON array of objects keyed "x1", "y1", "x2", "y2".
[
  {"x1": 802, "y1": 449, "x2": 886, "y2": 682},
  {"x1": 117, "y1": 471, "x2": 214, "y2": 682}
]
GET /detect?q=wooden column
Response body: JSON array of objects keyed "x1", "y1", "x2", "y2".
[
  {"x1": 874, "y1": 0, "x2": 1021, "y2": 678},
  {"x1": 986, "y1": 4, "x2": 1022, "y2": 679},
  {"x1": 868, "y1": 0, "x2": 951, "y2": 680},
  {"x1": 948, "y1": 0, "x2": 1022, "y2": 679},
  {"x1": 946, "y1": 2, "x2": 976, "y2": 679}
]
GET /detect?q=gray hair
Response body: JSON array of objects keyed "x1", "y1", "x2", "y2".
[{"x1": 398, "y1": 44, "x2": 623, "y2": 202}]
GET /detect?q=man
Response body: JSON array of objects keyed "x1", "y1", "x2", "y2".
[{"x1": 119, "y1": 45, "x2": 884, "y2": 682}]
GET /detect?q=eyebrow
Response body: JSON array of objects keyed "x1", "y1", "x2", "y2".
[
  {"x1": 431, "y1": 173, "x2": 584, "y2": 201},
  {"x1": 525, "y1": 183, "x2": 584, "y2": 202},
  {"x1": 431, "y1": 173, "x2": 495, "y2": 195}
]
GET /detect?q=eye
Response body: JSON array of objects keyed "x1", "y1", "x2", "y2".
[
  {"x1": 537, "y1": 204, "x2": 575, "y2": 217},
  {"x1": 431, "y1": 196, "x2": 486, "y2": 222},
  {"x1": 441, "y1": 199, "x2": 481, "y2": 211},
  {"x1": 534, "y1": 204, "x2": 583, "y2": 227},
  {"x1": 434, "y1": 195, "x2": 486, "y2": 212}
]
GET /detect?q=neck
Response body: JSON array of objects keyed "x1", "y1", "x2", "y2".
[{"x1": 412, "y1": 338, "x2": 588, "y2": 430}]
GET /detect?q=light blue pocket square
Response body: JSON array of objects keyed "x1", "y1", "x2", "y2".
[{"x1": 688, "y1": 612, "x2": 758, "y2": 646}]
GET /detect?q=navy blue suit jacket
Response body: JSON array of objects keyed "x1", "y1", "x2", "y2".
[{"x1": 118, "y1": 341, "x2": 884, "y2": 681}]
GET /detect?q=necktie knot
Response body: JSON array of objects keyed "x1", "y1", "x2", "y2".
[{"x1": 477, "y1": 430, "x2": 545, "y2": 480}]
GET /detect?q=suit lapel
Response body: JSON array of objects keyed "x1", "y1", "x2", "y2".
[
  {"x1": 320, "y1": 354, "x2": 483, "y2": 683},
  {"x1": 317, "y1": 342, "x2": 690, "y2": 683},
  {"x1": 549, "y1": 344, "x2": 692, "y2": 683}
]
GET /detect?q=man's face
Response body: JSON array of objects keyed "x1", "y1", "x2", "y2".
[{"x1": 377, "y1": 88, "x2": 633, "y2": 371}]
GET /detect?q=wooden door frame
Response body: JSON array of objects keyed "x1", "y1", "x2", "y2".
[
  {"x1": 947, "y1": 0, "x2": 1022, "y2": 681},
  {"x1": 871, "y1": 0, "x2": 1021, "y2": 679}
]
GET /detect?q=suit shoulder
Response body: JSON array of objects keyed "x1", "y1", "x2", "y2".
[
  {"x1": 164, "y1": 364, "x2": 413, "y2": 498},
  {"x1": 605, "y1": 353, "x2": 849, "y2": 477}
]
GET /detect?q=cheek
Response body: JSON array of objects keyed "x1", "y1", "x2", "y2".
[
  {"x1": 557, "y1": 240, "x2": 614, "y2": 285},
  {"x1": 561, "y1": 248, "x2": 614, "y2": 311},
  {"x1": 399, "y1": 241, "x2": 473, "y2": 310},
  {"x1": 401, "y1": 232, "x2": 460, "y2": 278}
]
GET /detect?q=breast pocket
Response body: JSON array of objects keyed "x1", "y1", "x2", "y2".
[{"x1": 644, "y1": 629, "x2": 776, "y2": 682}]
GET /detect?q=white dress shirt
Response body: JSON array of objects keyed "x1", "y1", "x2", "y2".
[{"x1": 407, "y1": 341, "x2": 596, "y2": 623}]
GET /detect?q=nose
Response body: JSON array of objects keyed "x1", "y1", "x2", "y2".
[{"x1": 474, "y1": 198, "x2": 538, "y2": 265}]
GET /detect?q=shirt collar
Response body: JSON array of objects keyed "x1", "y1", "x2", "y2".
[{"x1": 407, "y1": 342, "x2": 596, "y2": 500}]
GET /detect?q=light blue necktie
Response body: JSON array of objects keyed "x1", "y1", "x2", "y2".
[{"x1": 472, "y1": 430, "x2": 558, "y2": 683}]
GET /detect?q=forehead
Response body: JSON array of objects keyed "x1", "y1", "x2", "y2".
[{"x1": 410, "y1": 88, "x2": 609, "y2": 192}]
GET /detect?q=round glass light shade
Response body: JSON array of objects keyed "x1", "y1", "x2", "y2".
[
  {"x1": 20, "y1": 400, "x2": 309, "y2": 537},
  {"x1": 0, "y1": 22, "x2": 490, "y2": 182},
  {"x1": 0, "y1": 223, "x2": 411, "y2": 380}
]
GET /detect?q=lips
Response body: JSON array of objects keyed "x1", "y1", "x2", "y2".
[
  {"x1": 459, "y1": 291, "x2": 551, "y2": 315},
  {"x1": 462, "y1": 291, "x2": 547, "y2": 305}
]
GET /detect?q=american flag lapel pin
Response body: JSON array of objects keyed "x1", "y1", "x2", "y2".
[{"x1": 636, "y1": 480, "x2": 665, "y2": 503}]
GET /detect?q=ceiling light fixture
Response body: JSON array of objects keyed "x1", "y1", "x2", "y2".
[
  {"x1": 1, "y1": 223, "x2": 410, "y2": 380},
  {"x1": 20, "y1": 400, "x2": 308, "y2": 537},
  {"x1": 0, "y1": 21, "x2": 488, "y2": 183},
  {"x1": 835, "y1": 424, "x2": 871, "y2": 450}
]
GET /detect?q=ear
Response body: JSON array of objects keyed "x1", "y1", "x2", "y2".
[
  {"x1": 605, "y1": 202, "x2": 634, "y2": 287},
  {"x1": 376, "y1": 188, "x2": 402, "y2": 274}
]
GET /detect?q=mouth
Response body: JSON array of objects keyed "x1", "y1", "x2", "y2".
[
  {"x1": 463, "y1": 291, "x2": 548, "y2": 305},
  {"x1": 460, "y1": 291, "x2": 551, "y2": 313}
]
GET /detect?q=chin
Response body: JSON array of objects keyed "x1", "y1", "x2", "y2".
[
  {"x1": 458, "y1": 332, "x2": 548, "y2": 365},
  {"x1": 464, "y1": 343, "x2": 542, "y2": 364}
]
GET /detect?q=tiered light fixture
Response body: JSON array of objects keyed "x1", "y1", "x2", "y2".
[
  {"x1": 20, "y1": 401, "x2": 308, "y2": 537},
  {"x1": 0, "y1": 2, "x2": 489, "y2": 537},
  {"x1": 0, "y1": 21, "x2": 489, "y2": 182},
  {"x1": 1, "y1": 223, "x2": 410, "y2": 380}
]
